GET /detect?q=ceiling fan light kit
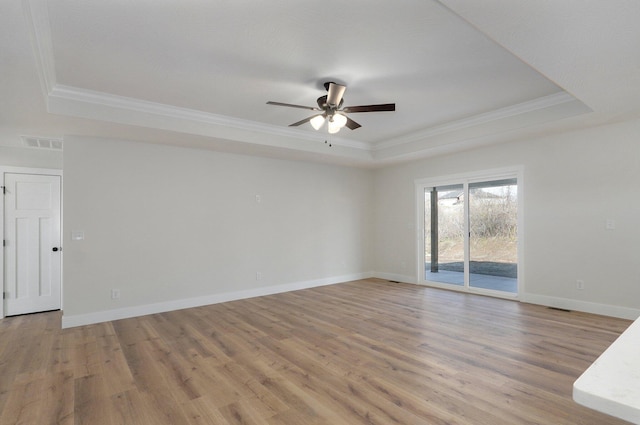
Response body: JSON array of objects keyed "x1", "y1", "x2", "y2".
[
  {"x1": 267, "y1": 82, "x2": 395, "y2": 135},
  {"x1": 327, "y1": 122, "x2": 340, "y2": 134},
  {"x1": 310, "y1": 114, "x2": 325, "y2": 130},
  {"x1": 327, "y1": 113, "x2": 347, "y2": 133}
]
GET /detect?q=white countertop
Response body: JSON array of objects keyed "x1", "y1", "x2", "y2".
[{"x1": 574, "y1": 316, "x2": 640, "y2": 424}]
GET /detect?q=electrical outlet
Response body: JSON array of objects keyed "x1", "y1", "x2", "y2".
[
  {"x1": 256, "y1": 272, "x2": 262, "y2": 281},
  {"x1": 111, "y1": 289, "x2": 120, "y2": 299},
  {"x1": 576, "y1": 280, "x2": 585, "y2": 290}
]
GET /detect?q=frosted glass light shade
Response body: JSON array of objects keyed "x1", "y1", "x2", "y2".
[
  {"x1": 310, "y1": 115, "x2": 325, "y2": 130},
  {"x1": 333, "y1": 113, "x2": 347, "y2": 128},
  {"x1": 327, "y1": 113, "x2": 347, "y2": 134}
]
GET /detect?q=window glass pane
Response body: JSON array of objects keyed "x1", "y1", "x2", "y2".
[
  {"x1": 469, "y1": 179, "x2": 517, "y2": 293},
  {"x1": 425, "y1": 184, "x2": 465, "y2": 286}
]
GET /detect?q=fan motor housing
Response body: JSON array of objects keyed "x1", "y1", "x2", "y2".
[{"x1": 317, "y1": 95, "x2": 343, "y2": 110}]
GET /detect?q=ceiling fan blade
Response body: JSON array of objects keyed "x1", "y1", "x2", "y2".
[
  {"x1": 326, "y1": 83, "x2": 346, "y2": 107},
  {"x1": 289, "y1": 114, "x2": 323, "y2": 127},
  {"x1": 343, "y1": 103, "x2": 395, "y2": 113},
  {"x1": 345, "y1": 116, "x2": 361, "y2": 130},
  {"x1": 267, "y1": 101, "x2": 319, "y2": 111}
]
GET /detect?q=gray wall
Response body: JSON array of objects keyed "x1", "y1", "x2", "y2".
[
  {"x1": 19, "y1": 116, "x2": 640, "y2": 324},
  {"x1": 374, "y1": 117, "x2": 640, "y2": 318},
  {"x1": 62, "y1": 137, "x2": 374, "y2": 321}
]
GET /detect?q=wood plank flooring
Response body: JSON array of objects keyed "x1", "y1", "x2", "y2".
[{"x1": 0, "y1": 278, "x2": 633, "y2": 424}]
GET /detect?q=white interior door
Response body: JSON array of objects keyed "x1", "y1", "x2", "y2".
[{"x1": 4, "y1": 173, "x2": 61, "y2": 316}]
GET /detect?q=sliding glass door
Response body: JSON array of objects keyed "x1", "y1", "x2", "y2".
[
  {"x1": 424, "y1": 184, "x2": 465, "y2": 286},
  {"x1": 417, "y1": 170, "x2": 520, "y2": 297},
  {"x1": 469, "y1": 179, "x2": 518, "y2": 293}
]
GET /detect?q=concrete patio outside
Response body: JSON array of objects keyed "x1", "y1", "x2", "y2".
[{"x1": 425, "y1": 261, "x2": 517, "y2": 293}]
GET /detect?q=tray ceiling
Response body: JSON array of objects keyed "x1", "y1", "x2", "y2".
[{"x1": 3, "y1": 1, "x2": 639, "y2": 166}]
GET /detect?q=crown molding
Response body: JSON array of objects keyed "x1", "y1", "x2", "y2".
[
  {"x1": 45, "y1": 82, "x2": 586, "y2": 165},
  {"x1": 45, "y1": 82, "x2": 587, "y2": 165},
  {"x1": 22, "y1": 0, "x2": 56, "y2": 99},
  {"x1": 374, "y1": 92, "x2": 578, "y2": 151},
  {"x1": 48, "y1": 84, "x2": 371, "y2": 151}
]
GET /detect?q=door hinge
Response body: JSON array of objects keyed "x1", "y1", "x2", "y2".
[
  {"x1": 2, "y1": 239, "x2": 5, "y2": 247},
  {"x1": 1, "y1": 186, "x2": 5, "y2": 195},
  {"x1": 2, "y1": 292, "x2": 5, "y2": 300}
]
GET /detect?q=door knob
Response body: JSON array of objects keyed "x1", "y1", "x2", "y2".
[{"x1": 52, "y1": 247, "x2": 60, "y2": 252}]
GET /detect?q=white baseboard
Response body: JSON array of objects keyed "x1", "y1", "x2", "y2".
[
  {"x1": 372, "y1": 271, "x2": 639, "y2": 321},
  {"x1": 61, "y1": 272, "x2": 374, "y2": 328},
  {"x1": 61, "y1": 272, "x2": 639, "y2": 328},
  {"x1": 372, "y1": 272, "x2": 417, "y2": 284},
  {"x1": 521, "y1": 293, "x2": 640, "y2": 320}
]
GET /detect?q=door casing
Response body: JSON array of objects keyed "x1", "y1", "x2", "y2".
[{"x1": 1, "y1": 166, "x2": 63, "y2": 320}]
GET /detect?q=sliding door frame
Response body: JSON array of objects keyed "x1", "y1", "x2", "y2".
[{"x1": 415, "y1": 166, "x2": 524, "y2": 299}]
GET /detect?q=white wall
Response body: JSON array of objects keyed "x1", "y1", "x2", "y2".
[
  {"x1": 0, "y1": 145, "x2": 62, "y2": 169},
  {"x1": 374, "y1": 118, "x2": 640, "y2": 319},
  {"x1": 62, "y1": 137, "x2": 374, "y2": 326},
  {"x1": 49, "y1": 117, "x2": 640, "y2": 325}
]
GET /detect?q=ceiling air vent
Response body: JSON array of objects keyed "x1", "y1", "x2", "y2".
[{"x1": 21, "y1": 136, "x2": 63, "y2": 150}]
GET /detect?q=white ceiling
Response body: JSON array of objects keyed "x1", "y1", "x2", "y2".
[{"x1": 2, "y1": 1, "x2": 640, "y2": 167}]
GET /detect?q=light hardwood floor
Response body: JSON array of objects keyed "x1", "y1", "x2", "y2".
[{"x1": 0, "y1": 279, "x2": 633, "y2": 424}]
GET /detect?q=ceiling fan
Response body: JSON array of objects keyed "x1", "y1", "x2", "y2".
[{"x1": 267, "y1": 82, "x2": 395, "y2": 134}]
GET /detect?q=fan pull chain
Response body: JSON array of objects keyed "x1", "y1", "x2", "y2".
[{"x1": 324, "y1": 134, "x2": 333, "y2": 147}]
